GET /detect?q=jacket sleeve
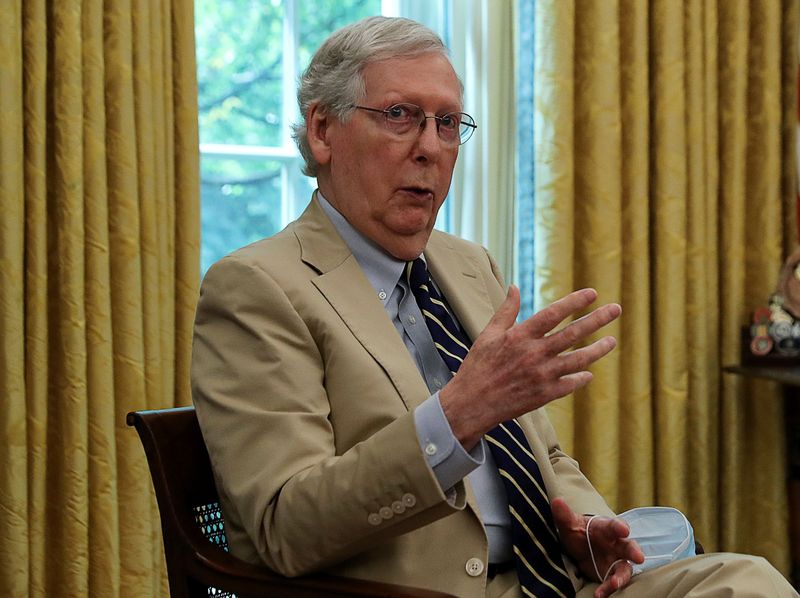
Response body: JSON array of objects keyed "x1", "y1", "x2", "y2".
[
  {"x1": 533, "y1": 409, "x2": 615, "y2": 517},
  {"x1": 191, "y1": 255, "x2": 464, "y2": 576}
]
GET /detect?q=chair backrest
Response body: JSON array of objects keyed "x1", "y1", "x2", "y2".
[
  {"x1": 127, "y1": 406, "x2": 457, "y2": 598},
  {"x1": 127, "y1": 407, "x2": 232, "y2": 597}
]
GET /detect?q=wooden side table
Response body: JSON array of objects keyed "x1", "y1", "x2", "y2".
[{"x1": 723, "y1": 365, "x2": 800, "y2": 588}]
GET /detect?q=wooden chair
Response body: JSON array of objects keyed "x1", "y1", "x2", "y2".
[{"x1": 126, "y1": 406, "x2": 457, "y2": 598}]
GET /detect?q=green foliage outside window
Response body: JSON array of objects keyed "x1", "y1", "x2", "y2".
[{"x1": 196, "y1": 0, "x2": 381, "y2": 272}]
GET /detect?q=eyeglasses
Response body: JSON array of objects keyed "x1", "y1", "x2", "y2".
[{"x1": 354, "y1": 103, "x2": 477, "y2": 146}]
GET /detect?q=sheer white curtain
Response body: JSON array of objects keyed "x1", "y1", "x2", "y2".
[
  {"x1": 388, "y1": 0, "x2": 517, "y2": 282},
  {"x1": 448, "y1": 0, "x2": 516, "y2": 283}
]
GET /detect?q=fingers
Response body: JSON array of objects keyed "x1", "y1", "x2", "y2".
[
  {"x1": 588, "y1": 516, "x2": 645, "y2": 567},
  {"x1": 457, "y1": 287, "x2": 618, "y2": 436},
  {"x1": 590, "y1": 516, "x2": 632, "y2": 550},
  {"x1": 543, "y1": 372, "x2": 595, "y2": 403},
  {"x1": 551, "y1": 499, "x2": 639, "y2": 598},
  {"x1": 520, "y1": 290, "x2": 621, "y2": 362},
  {"x1": 594, "y1": 560, "x2": 633, "y2": 598},
  {"x1": 597, "y1": 519, "x2": 642, "y2": 562},
  {"x1": 623, "y1": 537, "x2": 645, "y2": 565},
  {"x1": 524, "y1": 288, "x2": 599, "y2": 338},
  {"x1": 547, "y1": 303, "x2": 621, "y2": 355},
  {"x1": 550, "y1": 336, "x2": 617, "y2": 379},
  {"x1": 482, "y1": 285, "x2": 521, "y2": 336}
]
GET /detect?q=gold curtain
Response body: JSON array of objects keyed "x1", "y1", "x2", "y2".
[
  {"x1": 533, "y1": 0, "x2": 798, "y2": 572},
  {"x1": 0, "y1": 1, "x2": 200, "y2": 596}
]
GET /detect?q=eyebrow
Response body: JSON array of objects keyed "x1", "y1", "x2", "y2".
[{"x1": 373, "y1": 97, "x2": 464, "y2": 113}]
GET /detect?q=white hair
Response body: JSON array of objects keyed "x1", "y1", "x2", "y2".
[{"x1": 292, "y1": 16, "x2": 458, "y2": 177}]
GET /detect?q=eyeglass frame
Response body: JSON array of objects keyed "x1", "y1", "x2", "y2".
[{"x1": 352, "y1": 103, "x2": 477, "y2": 146}]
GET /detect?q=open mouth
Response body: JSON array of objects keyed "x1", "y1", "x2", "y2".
[{"x1": 401, "y1": 186, "x2": 434, "y2": 201}]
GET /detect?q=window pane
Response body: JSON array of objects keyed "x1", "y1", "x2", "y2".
[
  {"x1": 200, "y1": 156, "x2": 283, "y2": 272},
  {"x1": 196, "y1": 0, "x2": 285, "y2": 147},
  {"x1": 196, "y1": 0, "x2": 449, "y2": 276},
  {"x1": 516, "y1": 0, "x2": 536, "y2": 318},
  {"x1": 297, "y1": 0, "x2": 381, "y2": 69}
]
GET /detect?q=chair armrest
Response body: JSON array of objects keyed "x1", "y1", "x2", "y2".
[{"x1": 187, "y1": 535, "x2": 459, "y2": 598}]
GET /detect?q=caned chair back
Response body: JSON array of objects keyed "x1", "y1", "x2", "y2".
[{"x1": 127, "y1": 406, "x2": 456, "y2": 598}]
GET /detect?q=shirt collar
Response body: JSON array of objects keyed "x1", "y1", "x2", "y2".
[{"x1": 316, "y1": 191, "x2": 410, "y2": 306}]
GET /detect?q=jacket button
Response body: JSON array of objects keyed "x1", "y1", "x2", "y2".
[
  {"x1": 465, "y1": 557, "x2": 484, "y2": 577},
  {"x1": 402, "y1": 493, "x2": 417, "y2": 508},
  {"x1": 367, "y1": 513, "x2": 382, "y2": 526},
  {"x1": 379, "y1": 506, "x2": 393, "y2": 520},
  {"x1": 391, "y1": 500, "x2": 405, "y2": 514}
]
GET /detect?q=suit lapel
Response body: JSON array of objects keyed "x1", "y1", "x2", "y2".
[
  {"x1": 423, "y1": 232, "x2": 496, "y2": 343},
  {"x1": 294, "y1": 198, "x2": 431, "y2": 412},
  {"x1": 296, "y1": 201, "x2": 500, "y2": 519}
]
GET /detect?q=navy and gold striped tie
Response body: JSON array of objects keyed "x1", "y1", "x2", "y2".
[{"x1": 406, "y1": 258, "x2": 575, "y2": 597}]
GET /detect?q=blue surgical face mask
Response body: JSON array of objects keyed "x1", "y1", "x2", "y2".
[{"x1": 617, "y1": 506, "x2": 696, "y2": 574}]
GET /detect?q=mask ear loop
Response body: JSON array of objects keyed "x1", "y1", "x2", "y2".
[{"x1": 586, "y1": 515, "x2": 629, "y2": 582}]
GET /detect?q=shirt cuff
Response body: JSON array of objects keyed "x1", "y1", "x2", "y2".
[{"x1": 413, "y1": 392, "x2": 485, "y2": 492}]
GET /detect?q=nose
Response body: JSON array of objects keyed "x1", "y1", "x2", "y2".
[{"x1": 413, "y1": 116, "x2": 442, "y2": 163}]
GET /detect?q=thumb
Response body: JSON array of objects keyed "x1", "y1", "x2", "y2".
[
  {"x1": 550, "y1": 497, "x2": 579, "y2": 531},
  {"x1": 483, "y1": 285, "x2": 521, "y2": 335}
]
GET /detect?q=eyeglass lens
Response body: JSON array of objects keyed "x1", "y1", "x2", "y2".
[{"x1": 380, "y1": 103, "x2": 476, "y2": 144}]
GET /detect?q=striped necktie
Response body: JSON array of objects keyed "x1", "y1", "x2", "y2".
[{"x1": 406, "y1": 258, "x2": 575, "y2": 598}]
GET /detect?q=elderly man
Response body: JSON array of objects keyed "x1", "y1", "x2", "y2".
[{"x1": 192, "y1": 16, "x2": 797, "y2": 598}]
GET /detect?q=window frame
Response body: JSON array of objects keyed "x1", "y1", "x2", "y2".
[{"x1": 197, "y1": 0, "x2": 454, "y2": 272}]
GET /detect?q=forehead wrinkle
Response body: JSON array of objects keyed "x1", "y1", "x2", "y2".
[{"x1": 360, "y1": 55, "x2": 463, "y2": 113}]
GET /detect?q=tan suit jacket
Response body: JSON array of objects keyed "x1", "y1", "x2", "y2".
[{"x1": 191, "y1": 197, "x2": 613, "y2": 597}]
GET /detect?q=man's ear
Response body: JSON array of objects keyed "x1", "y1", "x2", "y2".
[{"x1": 307, "y1": 103, "x2": 332, "y2": 167}]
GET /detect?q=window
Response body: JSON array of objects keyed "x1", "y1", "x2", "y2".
[
  {"x1": 195, "y1": 0, "x2": 449, "y2": 273},
  {"x1": 515, "y1": 0, "x2": 535, "y2": 318}
]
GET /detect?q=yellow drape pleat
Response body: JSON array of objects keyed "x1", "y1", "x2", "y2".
[
  {"x1": 0, "y1": 0, "x2": 200, "y2": 595},
  {"x1": 533, "y1": 0, "x2": 798, "y2": 573}
]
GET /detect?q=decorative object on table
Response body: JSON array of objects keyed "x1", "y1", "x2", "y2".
[{"x1": 744, "y1": 247, "x2": 800, "y2": 365}]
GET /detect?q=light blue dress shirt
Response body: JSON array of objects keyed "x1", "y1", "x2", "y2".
[{"x1": 317, "y1": 193, "x2": 512, "y2": 563}]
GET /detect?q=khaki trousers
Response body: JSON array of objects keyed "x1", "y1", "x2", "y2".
[{"x1": 487, "y1": 553, "x2": 798, "y2": 598}]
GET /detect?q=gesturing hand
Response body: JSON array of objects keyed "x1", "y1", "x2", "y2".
[
  {"x1": 551, "y1": 498, "x2": 644, "y2": 598},
  {"x1": 440, "y1": 286, "x2": 621, "y2": 450}
]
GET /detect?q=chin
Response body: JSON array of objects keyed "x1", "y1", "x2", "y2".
[
  {"x1": 376, "y1": 219, "x2": 435, "y2": 260},
  {"x1": 387, "y1": 235, "x2": 430, "y2": 261}
]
